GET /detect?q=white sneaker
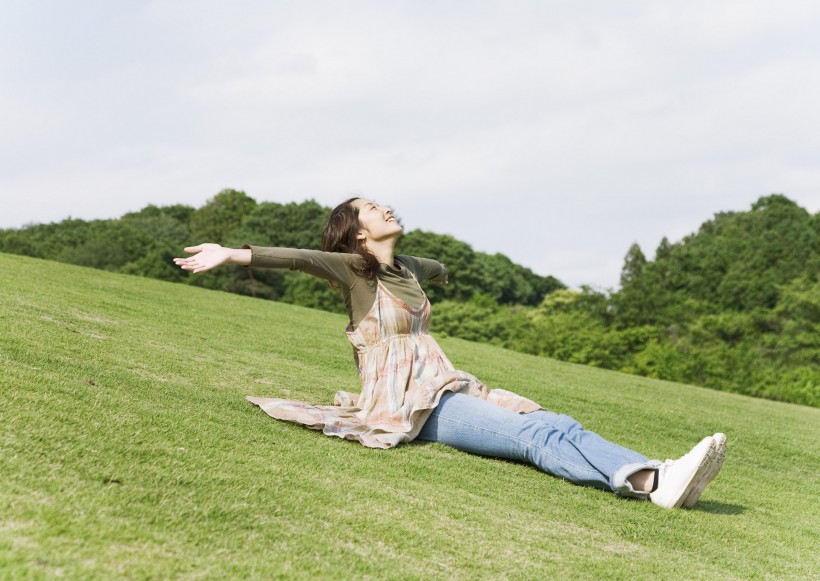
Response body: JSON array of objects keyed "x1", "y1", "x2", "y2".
[
  {"x1": 650, "y1": 436, "x2": 717, "y2": 509},
  {"x1": 682, "y1": 433, "x2": 726, "y2": 508}
]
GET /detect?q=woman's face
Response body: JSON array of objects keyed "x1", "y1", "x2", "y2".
[{"x1": 351, "y1": 199, "x2": 402, "y2": 244}]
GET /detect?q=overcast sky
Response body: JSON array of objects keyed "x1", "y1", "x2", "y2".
[{"x1": 2, "y1": 1, "x2": 818, "y2": 289}]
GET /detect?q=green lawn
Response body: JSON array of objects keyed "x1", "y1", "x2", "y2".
[{"x1": 1, "y1": 252, "x2": 818, "y2": 580}]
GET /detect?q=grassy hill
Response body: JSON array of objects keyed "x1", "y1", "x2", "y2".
[{"x1": 1, "y1": 252, "x2": 818, "y2": 579}]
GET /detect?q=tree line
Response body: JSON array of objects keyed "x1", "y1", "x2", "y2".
[
  {"x1": 430, "y1": 194, "x2": 819, "y2": 407},
  {"x1": 2, "y1": 191, "x2": 816, "y2": 407},
  {"x1": 0, "y1": 190, "x2": 564, "y2": 312}
]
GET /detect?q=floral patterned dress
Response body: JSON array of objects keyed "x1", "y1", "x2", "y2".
[{"x1": 247, "y1": 276, "x2": 540, "y2": 448}]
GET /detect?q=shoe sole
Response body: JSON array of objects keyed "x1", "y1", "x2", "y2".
[
  {"x1": 682, "y1": 433, "x2": 726, "y2": 508},
  {"x1": 651, "y1": 437, "x2": 717, "y2": 509}
]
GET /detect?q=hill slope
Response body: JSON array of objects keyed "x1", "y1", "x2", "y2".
[{"x1": 1, "y1": 253, "x2": 818, "y2": 579}]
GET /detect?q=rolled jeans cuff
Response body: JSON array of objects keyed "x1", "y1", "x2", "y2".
[{"x1": 612, "y1": 460, "x2": 662, "y2": 499}]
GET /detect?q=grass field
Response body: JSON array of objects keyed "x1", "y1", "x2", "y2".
[{"x1": 1, "y1": 252, "x2": 819, "y2": 580}]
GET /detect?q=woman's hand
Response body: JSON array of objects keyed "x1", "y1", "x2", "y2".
[{"x1": 173, "y1": 243, "x2": 240, "y2": 273}]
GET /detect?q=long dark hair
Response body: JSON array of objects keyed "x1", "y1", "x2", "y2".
[{"x1": 321, "y1": 197, "x2": 381, "y2": 283}]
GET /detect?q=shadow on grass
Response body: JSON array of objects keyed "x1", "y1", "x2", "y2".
[
  {"x1": 413, "y1": 447, "x2": 749, "y2": 516},
  {"x1": 692, "y1": 500, "x2": 746, "y2": 515}
]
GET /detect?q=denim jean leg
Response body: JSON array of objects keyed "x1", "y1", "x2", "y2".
[
  {"x1": 417, "y1": 392, "x2": 657, "y2": 497},
  {"x1": 524, "y1": 409, "x2": 660, "y2": 497}
]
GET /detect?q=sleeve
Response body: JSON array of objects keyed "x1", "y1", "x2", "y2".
[
  {"x1": 243, "y1": 245, "x2": 360, "y2": 288},
  {"x1": 397, "y1": 255, "x2": 449, "y2": 284}
]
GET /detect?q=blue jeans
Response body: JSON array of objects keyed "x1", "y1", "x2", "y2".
[{"x1": 417, "y1": 392, "x2": 659, "y2": 498}]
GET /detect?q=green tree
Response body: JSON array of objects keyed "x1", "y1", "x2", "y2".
[
  {"x1": 397, "y1": 230, "x2": 564, "y2": 304},
  {"x1": 281, "y1": 273, "x2": 346, "y2": 314},
  {"x1": 231, "y1": 200, "x2": 328, "y2": 249},
  {"x1": 205, "y1": 199, "x2": 332, "y2": 300},
  {"x1": 189, "y1": 189, "x2": 258, "y2": 243},
  {"x1": 614, "y1": 243, "x2": 653, "y2": 326},
  {"x1": 663, "y1": 195, "x2": 815, "y2": 313},
  {"x1": 620, "y1": 242, "x2": 647, "y2": 288},
  {"x1": 59, "y1": 220, "x2": 154, "y2": 271}
]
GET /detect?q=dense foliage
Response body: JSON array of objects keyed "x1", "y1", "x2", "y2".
[
  {"x1": 431, "y1": 194, "x2": 820, "y2": 407},
  {"x1": 2, "y1": 191, "x2": 816, "y2": 407},
  {"x1": 0, "y1": 189, "x2": 563, "y2": 314}
]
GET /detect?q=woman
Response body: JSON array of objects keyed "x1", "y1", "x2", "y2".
[{"x1": 174, "y1": 197, "x2": 726, "y2": 509}]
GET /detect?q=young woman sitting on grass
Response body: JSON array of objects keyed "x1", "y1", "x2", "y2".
[{"x1": 174, "y1": 197, "x2": 726, "y2": 509}]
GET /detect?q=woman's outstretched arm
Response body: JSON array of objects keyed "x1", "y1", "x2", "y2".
[
  {"x1": 173, "y1": 243, "x2": 251, "y2": 274},
  {"x1": 174, "y1": 244, "x2": 358, "y2": 289}
]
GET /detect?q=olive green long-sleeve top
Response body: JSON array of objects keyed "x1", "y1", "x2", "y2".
[{"x1": 244, "y1": 246, "x2": 448, "y2": 329}]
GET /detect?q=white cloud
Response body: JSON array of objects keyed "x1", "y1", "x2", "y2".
[{"x1": 1, "y1": 0, "x2": 818, "y2": 288}]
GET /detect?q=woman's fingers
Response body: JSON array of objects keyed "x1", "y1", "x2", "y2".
[
  {"x1": 173, "y1": 243, "x2": 226, "y2": 273},
  {"x1": 173, "y1": 259, "x2": 198, "y2": 271},
  {"x1": 172, "y1": 255, "x2": 205, "y2": 272}
]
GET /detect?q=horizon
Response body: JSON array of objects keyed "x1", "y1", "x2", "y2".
[
  {"x1": 2, "y1": 190, "x2": 812, "y2": 291},
  {"x1": 2, "y1": 1, "x2": 819, "y2": 288}
]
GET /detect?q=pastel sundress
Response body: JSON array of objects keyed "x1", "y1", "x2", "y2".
[{"x1": 247, "y1": 276, "x2": 540, "y2": 448}]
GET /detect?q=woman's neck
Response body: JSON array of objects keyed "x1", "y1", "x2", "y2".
[{"x1": 367, "y1": 239, "x2": 396, "y2": 267}]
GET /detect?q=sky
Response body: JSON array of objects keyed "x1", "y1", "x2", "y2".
[{"x1": 2, "y1": 0, "x2": 819, "y2": 290}]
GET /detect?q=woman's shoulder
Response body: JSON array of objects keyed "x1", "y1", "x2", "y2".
[
  {"x1": 395, "y1": 254, "x2": 433, "y2": 266},
  {"x1": 395, "y1": 255, "x2": 448, "y2": 284}
]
